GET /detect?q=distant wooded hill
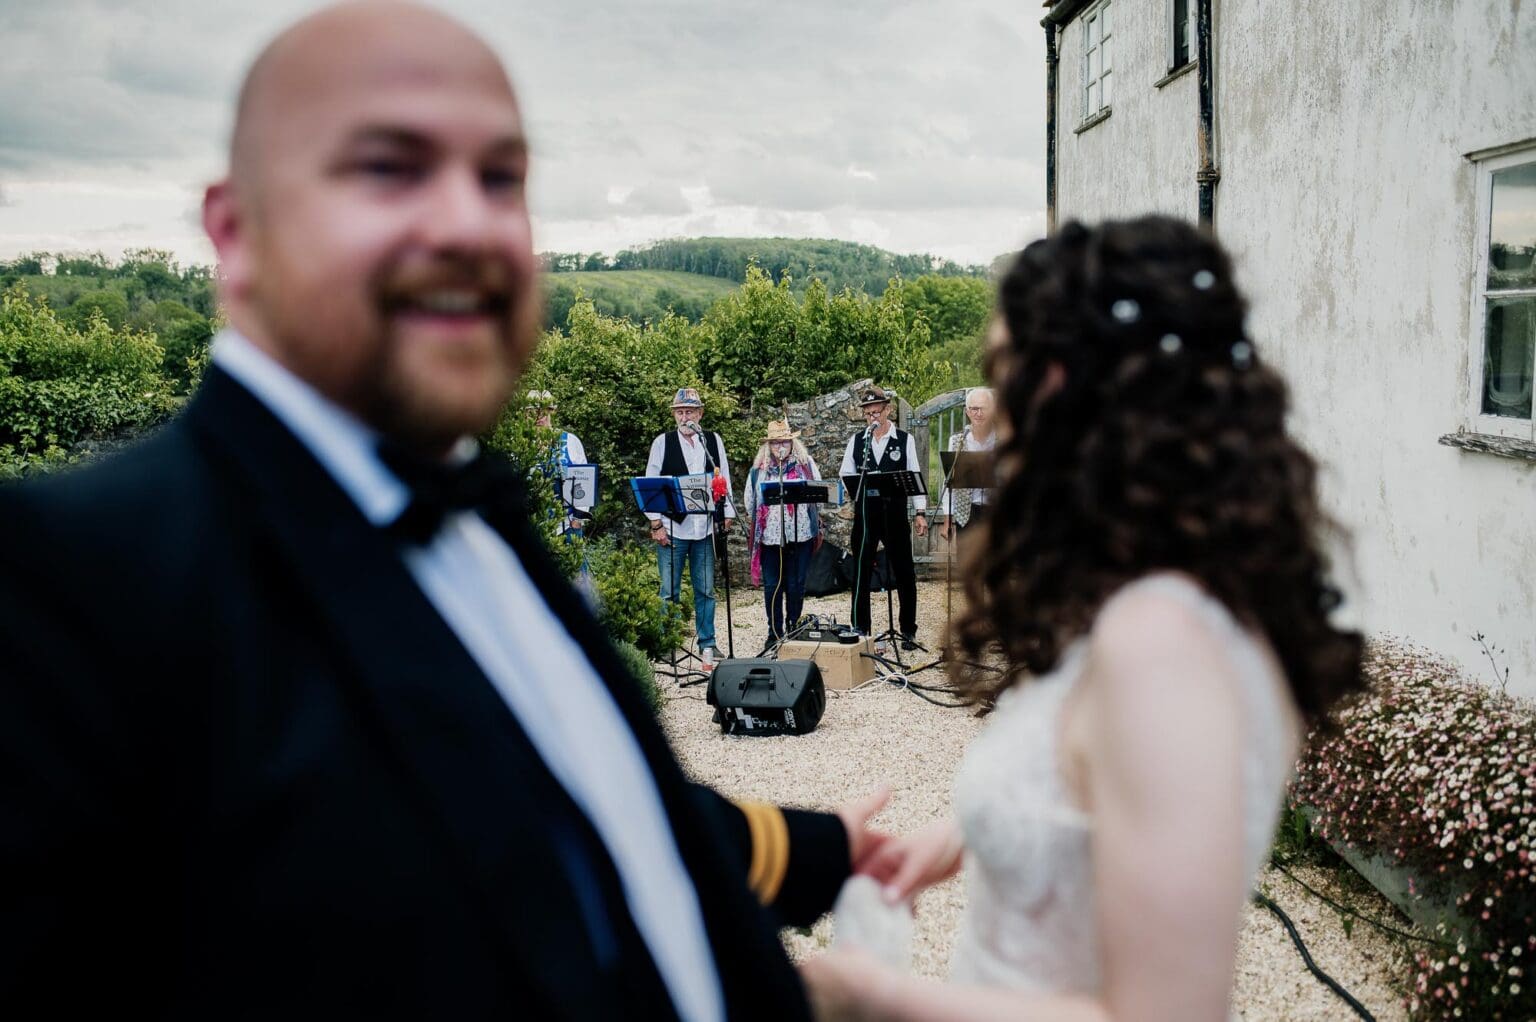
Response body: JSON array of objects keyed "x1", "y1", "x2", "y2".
[
  {"x1": 543, "y1": 237, "x2": 988, "y2": 293},
  {"x1": 540, "y1": 270, "x2": 737, "y2": 329},
  {"x1": 540, "y1": 236, "x2": 993, "y2": 329}
]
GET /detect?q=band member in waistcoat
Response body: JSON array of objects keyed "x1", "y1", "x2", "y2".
[
  {"x1": 839, "y1": 386, "x2": 928, "y2": 648},
  {"x1": 644, "y1": 387, "x2": 735, "y2": 666}
]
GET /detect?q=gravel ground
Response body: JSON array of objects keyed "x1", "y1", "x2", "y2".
[{"x1": 660, "y1": 579, "x2": 1412, "y2": 1020}]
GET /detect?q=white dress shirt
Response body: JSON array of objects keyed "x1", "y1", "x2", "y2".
[
  {"x1": 560, "y1": 431, "x2": 587, "y2": 466},
  {"x1": 838, "y1": 425, "x2": 928, "y2": 512},
  {"x1": 643, "y1": 429, "x2": 737, "y2": 541},
  {"x1": 939, "y1": 430, "x2": 996, "y2": 515},
  {"x1": 211, "y1": 331, "x2": 723, "y2": 1022}
]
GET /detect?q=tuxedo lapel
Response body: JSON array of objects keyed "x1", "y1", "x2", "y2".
[{"x1": 183, "y1": 369, "x2": 643, "y2": 1019}]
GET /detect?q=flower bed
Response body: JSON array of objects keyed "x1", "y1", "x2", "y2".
[{"x1": 1290, "y1": 641, "x2": 1536, "y2": 1020}]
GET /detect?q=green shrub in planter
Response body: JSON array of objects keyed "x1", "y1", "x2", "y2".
[
  {"x1": 1290, "y1": 641, "x2": 1535, "y2": 1021},
  {"x1": 612, "y1": 639, "x2": 661, "y2": 715}
]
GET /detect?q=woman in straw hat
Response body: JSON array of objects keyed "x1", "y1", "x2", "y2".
[{"x1": 744, "y1": 419, "x2": 823, "y2": 642}]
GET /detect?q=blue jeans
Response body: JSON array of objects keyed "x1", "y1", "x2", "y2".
[
  {"x1": 760, "y1": 540, "x2": 812, "y2": 640},
  {"x1": 658, "y1": 536, "x2": 716, "y2": 650}
]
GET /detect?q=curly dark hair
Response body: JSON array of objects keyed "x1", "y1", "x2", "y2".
[{"x1": 950, "y1": 216, "x2": 1363, "y2": 721}]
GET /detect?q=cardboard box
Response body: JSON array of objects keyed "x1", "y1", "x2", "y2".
[{"x1": 776, "y1": 638, "x2": 876, "y2": 691}]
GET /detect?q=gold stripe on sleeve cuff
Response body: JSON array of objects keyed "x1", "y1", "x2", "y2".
[{"x1": 734, "y1": 800, "x2": 790, "y2": 905}]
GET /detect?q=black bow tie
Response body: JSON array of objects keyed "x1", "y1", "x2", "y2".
[{"x1": 378, "y1": 441, "x2": 525, "y2": 545}]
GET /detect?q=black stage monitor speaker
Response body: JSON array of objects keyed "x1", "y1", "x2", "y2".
[{"x1": 707, "y1": 658, "x2": 825, "y2": 736}]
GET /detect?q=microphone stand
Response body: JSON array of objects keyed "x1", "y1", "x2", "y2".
[
  {"x1": 911, "y1": 424, "x2": 967, "y2": 676},
  {"x1": 692, "y1": 423, "x2": 736, "y2": 661},
  {"x1": 850, "y1": 420, "x2": 879, "y2": 648}
]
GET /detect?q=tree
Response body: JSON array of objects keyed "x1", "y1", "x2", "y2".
[{"x1": 63, "y1": 289, "x2": 130, "y2": 331}]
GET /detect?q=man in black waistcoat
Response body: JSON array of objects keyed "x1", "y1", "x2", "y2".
[
  {"x1": 0, "y1": 5, "x2": 880, "y2": 1019},
  {"x1": 643, "y1": 387, "x2": 736, "y2": 665},
  {"x1": 839, "y1": 387, "x2": 929, "y2": 648}
]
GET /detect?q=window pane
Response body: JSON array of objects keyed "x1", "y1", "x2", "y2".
[
  {"x1": 1087, "y1": 13, "x2": 1098, "y2": 45},
  {"x1": 1482, "y1": 296, "x2": 1535, "y2": 419},
  {"x1": 1102, "y1": 4, "x2": 1111, "y2": 37},
  {"x1": 1102, "y1": 70, "x2": 1113, "y2": 107},
  {"x1": 1102, "y1": 37, "x2": 1112, "y2": 73},
  {"x1": 1090, "y1": 46, "x2": 1100, "y2": 80},
  {"x1": 1087, "y1": 79, "x2": 1099, "y2": 114},
  {"x1": 1489, "y1": 161, "x2": 1536, "y2": 290},
  {"x1": 1174, "y1": 0, "x2": 1191, "y2": 65}
]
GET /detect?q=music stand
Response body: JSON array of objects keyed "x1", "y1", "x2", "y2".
[
  {"x1": 755, "y1": 479, "x2": 839, "y2": 657},
  {"x1": 558, "y1": 463, "x2": 598, "y2": 533},
  {"x1": 911, "y1": 448, "x2": 999, "y2": 677},
  {"x1": 841, "y1": 469, "x2": 927, "y2": 668},
  {"x1": 630, "y1": 476, "x2": 711, "y2": 685},
  {"x1": 939, "y1": 450, "x2": 993, "y2": 489}
]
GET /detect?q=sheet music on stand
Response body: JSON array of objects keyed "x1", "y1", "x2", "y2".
[
  {"x1": 841, "y1": 470, "x2": 925, "y2": 504},
  {"x1": 676, "y1": 472, "x2": 715, "y2": 515},
  {"x1": 758, "y1": 479, "x2": 842, "y2": 506},
  {"x1": 560, "y1": 463, "x2": 599, "y2": 514},
  {"x1": 939, "y1": 451, "x2": 994, "y2": 490}
]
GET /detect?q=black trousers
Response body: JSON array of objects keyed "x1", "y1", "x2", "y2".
[{"x1": 848, "y1": 500, "x2": 918, "y2": 637}]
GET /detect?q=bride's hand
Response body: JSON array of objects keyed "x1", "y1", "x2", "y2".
[
  {"x1": 800, "y1": 948, "x2": 890, "y2": 1021},
  {"x1": 857, "y1": 815, "x2": 964, "y2": 904}
]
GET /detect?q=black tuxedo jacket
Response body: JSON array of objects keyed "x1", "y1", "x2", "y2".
[{"x1": 0, "y1": 368, "x2": 847, "y2": 1019}]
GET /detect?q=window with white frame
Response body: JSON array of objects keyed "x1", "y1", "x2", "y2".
[
  {"x1": 1168, "y1": 0, "x2": 1196, "y2": 71},
  {"x1": 1083, "y1": 2, "x2": 1112, "y2": 121},
  {"x1": 1471, "y1": 147, "x2": 1536, "y2": 437}
]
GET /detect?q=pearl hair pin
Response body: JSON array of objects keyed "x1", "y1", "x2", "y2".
[
  {"x1": 1110, "y1": 299, "x2": 1141, "y2": 324},
  {"x1": 1231, "y1": 340, "x2": 1254, "y2": 369},
  {"x1": 1192, "y1": 270, "x2": 1216, "y2": 290},
  {"x1": 1159, "y1": 334, "x2": 1183, "y2": 354}
]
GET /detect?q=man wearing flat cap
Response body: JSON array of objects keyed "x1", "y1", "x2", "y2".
[
  {"x1": 644, "y1": 387, "x2": 735, "y2": 666},
  {"x1": 839, "y1": 386, "x2": 927, "y2": 649}
]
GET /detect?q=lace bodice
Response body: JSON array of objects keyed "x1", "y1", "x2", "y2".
[{"x1": 948, "y1": 574, "x2": 1297, "y2": 994}]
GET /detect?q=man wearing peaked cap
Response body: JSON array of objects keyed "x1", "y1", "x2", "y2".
[{"x1": 840, "y1": 386, "x2": 928, "y2": 649}]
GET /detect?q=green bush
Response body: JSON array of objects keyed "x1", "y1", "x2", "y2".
[
  {"x1": 697, "y1": 267, "x2": 952, "y2": 407},
  {"x1": 0, "y1": 288, "x2": 178, "y2": 478},
  {"x1": 612, "y1": 639, "x2": 662, "y2": 715},
  {"x1": 589, "y1": 540, "x2": 687, "y2": 660}
]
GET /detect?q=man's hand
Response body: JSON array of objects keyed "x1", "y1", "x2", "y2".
[
  {"x1": 913, "y1": 513, "x2": 928, "y2": 539},
  {"x1": 938, "y1": 519, "x2": 952, "y2": 542},
  {"x1": 649, "y1": 521, "x2": 670, "y2": 546},
  {"x1": 721, "y1": 518, "x2": 734, "y2": 533},
  {"x1": 837, "y1": 785, "x2": 893, "y2": 873}
]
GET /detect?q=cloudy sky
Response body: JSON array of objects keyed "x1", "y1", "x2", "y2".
[{"x1": 0, "y1": 0, "x2": 1046, "y2": 270}]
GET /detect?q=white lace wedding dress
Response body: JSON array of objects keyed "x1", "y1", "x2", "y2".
[{"x1": 947, "y1": 574, "x2": 1297, "y2": 997}]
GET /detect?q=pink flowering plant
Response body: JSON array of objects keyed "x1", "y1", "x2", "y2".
[{"x1": 1290, "y1": 640, "x2": 1535, "y2": 1020}]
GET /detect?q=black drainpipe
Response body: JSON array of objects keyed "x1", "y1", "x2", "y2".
[
  {"x1": 1195, "y1": 0, "x2": 1219, "y2": 227},
  {"x1": 1044, "y1": 18, "x2": 1059, "y2": 233}
]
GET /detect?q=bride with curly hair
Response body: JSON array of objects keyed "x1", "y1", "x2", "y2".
[{"x1": 801, "y1": 216, "x2": 1365, "y2": 1021}]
